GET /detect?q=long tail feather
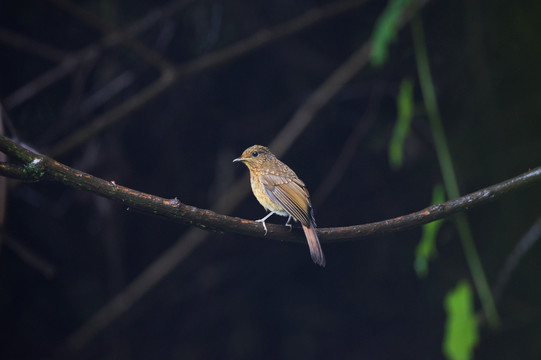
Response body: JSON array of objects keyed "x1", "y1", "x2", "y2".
[{"x1": 302, "y1": 224, "x2": 326, "y2": 267}]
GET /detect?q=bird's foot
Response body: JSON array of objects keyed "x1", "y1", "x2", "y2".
[
  {"x1": 255, "y1": 218, "x2": 268, "y2": 236},
  {"x1": 255, "y1": 211, "x2": 276, "y2": 236},
  {"x1": 285, "y1": 215, "x2": 293, "y2": 232}
]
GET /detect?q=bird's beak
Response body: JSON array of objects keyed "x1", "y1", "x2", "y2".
[{"x1": 233, "y1": 157, "x2": 243, "y2": 163}]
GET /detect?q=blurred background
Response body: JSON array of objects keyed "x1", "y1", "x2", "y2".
[{"x1": 1, "y1": 0, "x2": 541, "y2": 359}]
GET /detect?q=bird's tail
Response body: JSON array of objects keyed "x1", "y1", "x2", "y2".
[{"x1": 302, "y1": 224, "x2": 326, "y2": 267}]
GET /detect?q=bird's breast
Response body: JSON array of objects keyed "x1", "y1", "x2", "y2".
[{"x1": 250, "y1": 174, "x2": 287, "y2": 214}]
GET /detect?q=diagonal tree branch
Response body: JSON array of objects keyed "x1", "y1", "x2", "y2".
[
  {"x1": 1, "y1": 231, "x2": 56, "y2": 279},
  {"x1": 2, "y1": 134, "x2": 540, "y2": 244},
  {"x1": 0, "y1": 27, "x2": 69, "y2": 62}
]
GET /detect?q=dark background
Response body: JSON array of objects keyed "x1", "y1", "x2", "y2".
[{"x1": 1, "y1": 0, "x2": 541, "y2": 359}]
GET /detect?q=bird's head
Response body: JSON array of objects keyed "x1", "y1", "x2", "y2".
[{"x1": 233, "y1": 145, "x2": 275, "y2": 170}]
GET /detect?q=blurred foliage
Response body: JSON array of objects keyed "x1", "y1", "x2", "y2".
[
  {"x1": 370, "y1": 0, "x2": 413, "y2": 66},
  {"x1": 389, "y1": 77, "x2": 414, "y2": 170},
  {"x1": 443, "y1": 281, "x2": 479, "y2": 360}
]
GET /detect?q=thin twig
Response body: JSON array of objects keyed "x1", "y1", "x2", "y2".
[
  {"x1": 78, "y1": 72, "x2": 135, "y2": 116},
  {"x1": 4, "y1": 56, "x2": 83, "y2": 110},
  {"x1": 0, "y1": 27, "x2": 68, "y2": 62},
  {"x1": 64, "y1": 228, "x2": 205, "y2": 350},
  {"x1": 493, "y1": 216, "x2": 541, "y2": 302},
  {"x1": 313, "y1": 83, "x2": 384, "y2": 206},
  {"x1": 270, "y1": 43, "x2": 371, "y2": 158},
  {"x1": 2, "y1": 232, "x2": 56, "y2": 279}
]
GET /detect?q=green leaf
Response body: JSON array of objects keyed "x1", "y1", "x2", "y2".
[
  {"x1": 370, "y1": 0, "x2": 413, "y2": 66},
  {"x1": 443, "y1": 281, "x2": 479, "y2": 360},
  {"x1": 389, "y1": 78, "x2": 414, "y2": 170},
  {"x1": 414, "y1": 183, "x2": 445, "y2": 277}
]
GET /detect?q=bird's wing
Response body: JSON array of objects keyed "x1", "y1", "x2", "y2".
[{"x1": 260, "y1": 174, "x2": 313, "y2": 226}]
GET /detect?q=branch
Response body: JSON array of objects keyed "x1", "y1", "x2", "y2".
[
  {"x1": 1, "y1": 231, "x2": 56, "y2": 279},
  {"x1": 313, "y1": 83, "x2": 383, "y2": 206},
  {"x1": 0, "y1": 26, "x2": 68, "y2": 62},
  {"x1": 2, "y1": 134, "x2": 540, "y2": 244},
  {"x1": 493, "y1": 215, "x2": 541, "y2": 302}
]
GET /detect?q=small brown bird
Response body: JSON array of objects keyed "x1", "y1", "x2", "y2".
[{"x1": 233, "y1": 145, "x2": 325, "y2": 267}]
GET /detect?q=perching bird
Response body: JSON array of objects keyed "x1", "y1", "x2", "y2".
[{"x1": 233, "y1": 145, "x2": 325, "y2": 267}]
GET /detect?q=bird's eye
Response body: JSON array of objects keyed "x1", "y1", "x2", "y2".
[{"x1": 252, "y1": 151, "x2": 259, "y2": 157}]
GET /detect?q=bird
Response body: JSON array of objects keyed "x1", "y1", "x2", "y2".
[{"x1": 233, "y1": 145, "x2": 326, "y2": 267}]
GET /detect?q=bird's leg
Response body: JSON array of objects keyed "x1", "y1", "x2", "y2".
[
  {"x1": 255, "y1": 211, "x2": 276, "y2": 236},
  {"x1": 284, "y1": 215, "x2": 293, "y2": 231}
]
